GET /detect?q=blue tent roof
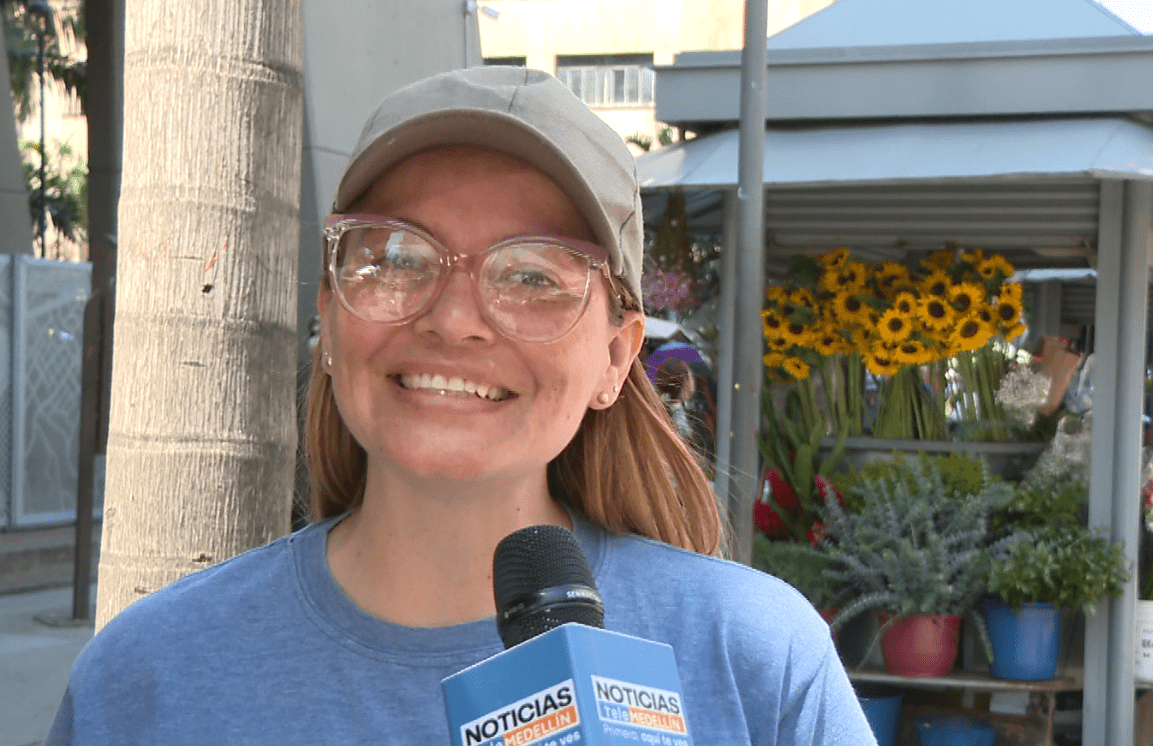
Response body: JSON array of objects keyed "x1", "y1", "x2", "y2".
[{"x1": 767, "y1": 0, "x2": 1140, "y2": 49}]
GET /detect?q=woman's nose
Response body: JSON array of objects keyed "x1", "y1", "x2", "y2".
[{"x1": 412, "y1": 267, "x2": 497, "y2": 344}]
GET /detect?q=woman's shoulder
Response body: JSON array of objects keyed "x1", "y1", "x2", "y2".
[{"x1": 594, "y1": 528, "x2": 825, "y2": 633}]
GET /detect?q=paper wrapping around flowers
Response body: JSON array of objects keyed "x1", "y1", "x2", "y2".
[{"x1": 1031, "y1": 336, "x2": 1083, "y2": 416}]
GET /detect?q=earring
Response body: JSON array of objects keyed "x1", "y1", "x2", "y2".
[
  {"x1": 612, "y1": 384, "x2": 619, "y2": 393},
  {"x1": 596, "y1": 391, "x2": 611, "y2": 406},
  {"x1": 324, "y1": 351, "x2": 333, "y2": 369}
]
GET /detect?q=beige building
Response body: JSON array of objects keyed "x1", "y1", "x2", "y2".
[{"x1": 477, "y1": 0, "x2": 835, "y2": 152}]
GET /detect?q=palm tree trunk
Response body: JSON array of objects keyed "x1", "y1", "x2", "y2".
[{"x1": 96, "y1": 0, "x2": 304, "y2": 630}]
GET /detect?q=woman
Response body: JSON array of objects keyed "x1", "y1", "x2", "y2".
[{"x1": 47, "y1": 67, "x2": 873, "y2": 745}]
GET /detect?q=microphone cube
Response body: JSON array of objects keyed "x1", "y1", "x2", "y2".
[{"x1": 442, "y1": 623, "x2": 693, "y2": 746}]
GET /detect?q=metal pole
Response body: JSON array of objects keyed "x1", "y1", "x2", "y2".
[
  {"x1": 712, "y1": 189, "x2": 739, "y2": 519},
  {"x1": 37, "y1": 18, "x2": 46, "y2": 257},
  {"x1": 1106, "y1": 180, "x2": 1152, "y2": 746},
  {"x1": 729, "y1": 0, "x2": 768, "y2": 565},
  {"x1": 72, "y1": 289, "x2": 102, "y2": 620}
]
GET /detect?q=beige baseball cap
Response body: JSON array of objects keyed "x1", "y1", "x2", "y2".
[{"x1": 333, "y1": 66, "x2": 645, "y2": 304}]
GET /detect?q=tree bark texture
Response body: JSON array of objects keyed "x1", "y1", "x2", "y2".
[{"x1": 97, "y1": 0, "x2": 304, "y2": 630}]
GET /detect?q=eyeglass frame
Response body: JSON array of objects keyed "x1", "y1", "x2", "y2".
[{"x1": 323, "y1": 213, "x2": 617, "y2": 342}]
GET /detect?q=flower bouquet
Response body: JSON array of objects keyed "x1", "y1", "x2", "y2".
[{"x1": 761, "y1": 247, "x2": 1027, "y2": 442}]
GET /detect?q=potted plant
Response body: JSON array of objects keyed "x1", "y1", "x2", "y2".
[
  {"x1": 982, "y1": 477, "x2": 1127, "y2": 681},
  {"x1": 819, "y1": 453, "x2": 1014, "y2": 676}
]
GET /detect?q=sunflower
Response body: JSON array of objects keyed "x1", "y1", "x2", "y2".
[
  {"x1": 962, "y1": 248, "x2": 986, "y2": 266},
  {"x1": 1003, "y1": 322, "x2": 1027, "y2": 342},
  {"x1": 766, "y1": 334, "x2": 792, "y2": 352},
  {"x1": 781, "y1": 356, "x2": 812, "y2": 381},
  {"x1": 811, "y1": 324, "x2": 847, "y2": 356},
  {"x1": 918, "y1": 295, "x2": 955, "y2": 331},
  {"x1": 781, "y1": 320, "x2": 812, "y2": 346},
  {"x1": 831, "y1": 289, "x2": 869, "y2": 325},
  {"x1": 999, "y1": 281, "x2": 1023, "y2": 302},
  {"x1": 893, "y1": 338, "x2": 933, "y2": 366},
  {"x1": 891, "y1": 291, "x2": 918, "y2": 316},
  {"x1": 994, "y1": 292, "x2": 1024, "y2": 329},
  {"x1": 763, "y1": 352, "x2": 795, "y2": 383},
  {"x1": 875, "y1": 262, "x2": 913, "y2": 298},
  {"x1": 820, "y1": 259, "x2": 870, "y2": 295},
  {"x1": 762, "y1": 309, "x2": 785, "y2": 336},
  {"x1": 949, "y1": 281, "x2": 986, "y2": 315},
  {"x1": 975, "y1": 257, "x2": 1000, "y2": 281},
  {"x1": 864, "y1": 349, "x2": 902, "y2": 377},
  {"x1": 764, "y1": 285, "x2": 790, "y2": 307},
  {"x1": 950, "y1": 313, "x2": 995, "y2": 352},
  {"x1": 921, "y1": 251, "x2": 956, "y2": 272},
  {"x1": 877, "y1": 307, "x2": 913, "y2": 343},
  {"x1": 921, "y1": 269, "x2": 951, "y2": 297},
  {"x1": 819, "y1": 247, "x2": 850, "y2": 270}
]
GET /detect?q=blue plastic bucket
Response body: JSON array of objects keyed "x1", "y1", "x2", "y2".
[
  {"x1": 980, "y1": 597, "x2": 1061, "y2": 680},
  {"x1": 854, "y1": 683, "x2": 902, "y2": 746},
  {"x1": 915, "y1": 716, "x2": 996, "y2": 746}
]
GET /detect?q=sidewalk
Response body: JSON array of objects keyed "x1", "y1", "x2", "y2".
[{"x1": 0, "y1": 585, "x2": 95, "y2": 746}]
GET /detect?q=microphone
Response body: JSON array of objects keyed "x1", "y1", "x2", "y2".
[
  {"x1": 442, "y1": 524, "x2": 694, "y2": 746},
  {"x1": 493, "y1": 524, "x2": 605, "y2": 648}
]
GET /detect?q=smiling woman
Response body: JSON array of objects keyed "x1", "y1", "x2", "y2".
[{"x1": 45, "y1": 67, "x2": 877, "y2": 746}]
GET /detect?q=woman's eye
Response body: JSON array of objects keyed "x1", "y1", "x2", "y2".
[{"x1": 505, "y1": 268, "x2": 559, "y2": 289}]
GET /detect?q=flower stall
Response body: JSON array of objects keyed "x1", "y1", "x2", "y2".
[{"x1": 636, "y1": 0, "x2": 1153, "y2": 741}]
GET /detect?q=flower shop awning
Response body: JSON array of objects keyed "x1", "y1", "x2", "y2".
[{"x1": 637, "y1": 116, "x2": 1153, "y2": 192}]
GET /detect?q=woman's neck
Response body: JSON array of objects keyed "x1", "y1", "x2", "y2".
[{"x1": 325, "y1": 467, "x2": 572, "y2": 628}]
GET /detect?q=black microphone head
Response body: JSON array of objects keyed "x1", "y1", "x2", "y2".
[{"x1": 492, "y1": 524, "x2": 605, "y2": 649}]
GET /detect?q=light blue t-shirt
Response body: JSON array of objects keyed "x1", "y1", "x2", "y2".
[{"x1": 45, "y1": 513, "x2": 875, "y2": 745}]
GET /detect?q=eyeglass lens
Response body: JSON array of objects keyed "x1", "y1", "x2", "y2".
[{"x1": 331, "y1": 222, "x2": 594, "y2": 342}]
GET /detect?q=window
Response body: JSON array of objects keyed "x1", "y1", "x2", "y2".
[
  {"x1": 555, "y1": 54, "x2": 654, "y2": 108},
  {"x1": 484, "y1": 56, "x2": 526, "y2": 67}
]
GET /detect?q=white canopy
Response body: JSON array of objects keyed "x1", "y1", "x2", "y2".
[{"x1": 638, "y1": 116, "x2": 1153, "y2": 190}]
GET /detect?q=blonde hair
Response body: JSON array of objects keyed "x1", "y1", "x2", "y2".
[{"x1": 307, "y1": 270, "x2": 724, "y2": 555}]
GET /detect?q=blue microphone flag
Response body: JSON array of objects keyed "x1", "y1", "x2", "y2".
[{"x1": 442, "y1": 623, "x2": 693, "y2": 746}]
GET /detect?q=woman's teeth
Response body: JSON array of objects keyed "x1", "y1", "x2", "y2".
[{"x1": 398, "y1": 373, "x2": 511, "y2": 401}]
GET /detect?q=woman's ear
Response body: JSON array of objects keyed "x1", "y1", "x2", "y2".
[{"x1": 589, "y1": 311, "x2": 645, "y2": 410}]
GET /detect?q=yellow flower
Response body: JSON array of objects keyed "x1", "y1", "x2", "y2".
[
  {"x1": 922, "y1": 251, "x2": 956, "y2": 272},
  {"x1": 919, "y1": 295, "x2": 955, "y2": 330},
  {"x1": 766, "y1": 334, "x2": 792, "y2": 352},
  {"x1": 764, "y1": 286, "x2": 790, "y2": 308},
  {"x1": 875, "y1": 262, "x2": 913, "y2": 298},
  {"x1": 811, "y1": 324, "x2": 846, "y2": 356},
  {"x1": 821, "y1": 259, "x2": 870, "y2": 295},
  {"x1": 962, "y1": 248, "x2": 986, "y2": 266},
  {"x1": 762, "y1": 309, "x2": 785, "y2": 336},
  {"x1": 819, "y1": 247, "x2": 850, "y2": 270},
  {"x1": 950, "y1": 314, "x2": 995, "y2": 352},
  {"x1": 782, "y1": 356, "x2": 811, "y2": 381},
  {"x1": 878, "y1": 308, "x2": 913, "y2": 343},
  {"x1": 832, "y1": 290, "x2": 869, "y2": 325},
  {"x1": 781, "y1": 320, "x2": 811, "y2": 347},
  {"x1": 1004, "y1": 322, "x2": 1027, "y2": 342},
  {"x1": 864, "y1": 349, "x2": 902, "y2": 377},
  {"x1": 999, "y1": 281, "x2": 1023, "y2": 302},
  {"x1": 891, "y1": 291, "x2": 918, "y2": 316},
  {"x1": 893, "y1": 338, "x2": 933, "y2": 366},
  {"x1": 994, "y1": 293, "x2": 1024, "y2": 329},
  {"x1": 921, "y1": 269, "x2": 951, "y2": 297},
  {"x1": 949, "y1": 281, "x2": 987, "y2": 315}
]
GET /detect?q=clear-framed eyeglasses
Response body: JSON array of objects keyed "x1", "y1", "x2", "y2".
[{"x1": 324, "y1": 214, "x2": 610, "y2": 343}]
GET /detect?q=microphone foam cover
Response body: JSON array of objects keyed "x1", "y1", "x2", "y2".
[{"x1": 493, "y1": 524, "x2": 604, "y2": 648}]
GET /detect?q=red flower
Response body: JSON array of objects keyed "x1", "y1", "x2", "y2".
[
  {"x1": 754, "y1": 499, "x2": 789, "y2": 538},
  {"x1": 766, "y1": 469, "x2": 800, "y2": 511},
  {"x1": 813, "y1": 474, "x2": 845, "y2": 507}
]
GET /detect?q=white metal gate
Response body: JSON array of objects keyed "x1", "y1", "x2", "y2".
[{"x1": 0, "y1": 255, "x2": 92, "y2": 527}]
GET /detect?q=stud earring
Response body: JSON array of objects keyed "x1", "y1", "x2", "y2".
[
  {"x1": 596, "y1": 391, "x2": 611, "y2": 406},
  {"x1": 612, "y1": 384, "x2": 619, "y2": 393},
  {"x1": 324, "y1": 351, "x2": 333, "y2": 369}
]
